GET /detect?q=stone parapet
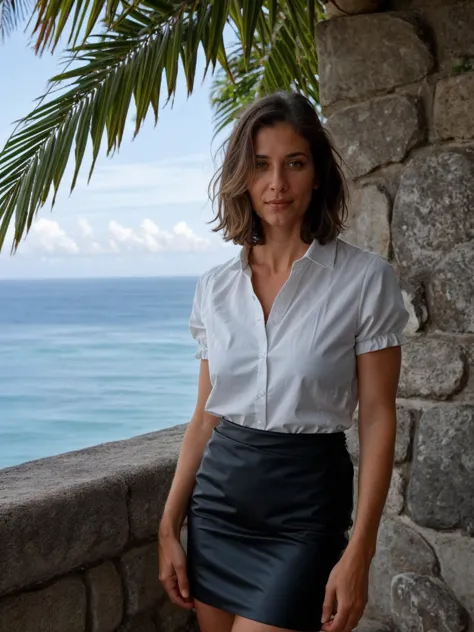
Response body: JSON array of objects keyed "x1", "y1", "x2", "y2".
[{"x1": 0, "y1": 425, "x2": 197, "y2": 632}]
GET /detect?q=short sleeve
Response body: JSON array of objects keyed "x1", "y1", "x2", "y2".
[
  {"x1": 189, "y1": 274, "x2": 208, "y2": 360},
  {"x1": 355, "y1": 257, "x2": 409, "y2": 356}
]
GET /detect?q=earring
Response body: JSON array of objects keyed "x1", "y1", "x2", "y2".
[{"x1": 251, "y1": 214, "x2": 260, "y2": 245}]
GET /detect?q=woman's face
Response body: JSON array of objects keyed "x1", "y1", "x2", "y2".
[{"x1": 247, "y1": 122, "x2": 317, "y2": 233}]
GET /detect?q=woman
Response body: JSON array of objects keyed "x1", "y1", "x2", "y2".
[{"x1": 158, "y1": 92, "x2": 409, "y2": 632}]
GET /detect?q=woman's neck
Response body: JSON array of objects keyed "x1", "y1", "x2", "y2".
[{"x1": 249, "y1": 228, "x2": 311, "y2": 274}]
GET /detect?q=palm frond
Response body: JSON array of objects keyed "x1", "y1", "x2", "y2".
[
  {"x1": 259, "y1": 0, "x2": 320, "y2": 102},
  {"x1": 32, "y1": 0, "x2": 182, "y2": 52},
  {"x1": 210, "y1": 40, "x2": 264, "y2": 136},
  {"x1": 0, "y1": 0, "x2": 33, "y2": 40},
  {"x1": 210, "y1": 0, "x2": 324, "y2": 135},
  {"x1": 0, "y1": 6, "x2": 202, "y2": 252}
]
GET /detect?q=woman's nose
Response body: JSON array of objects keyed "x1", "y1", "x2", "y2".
[{"x1": 269, "y1": 167, "x2": 287, "y2": 191}]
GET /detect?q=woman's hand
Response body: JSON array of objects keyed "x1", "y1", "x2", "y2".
[
  {"x1": 158, "y1": 527, "x2": 195, "y2": 610},
  {"x1": 320, "y1": 545, "x2": 370, "y2": 631}
]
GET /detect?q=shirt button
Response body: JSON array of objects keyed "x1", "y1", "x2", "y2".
[
  {"x1": 259, "y1": 352, "x2": 265, "y2": 359},
  {"x1": 258, "y1": 390, "x2": 265, "y2": 398}
]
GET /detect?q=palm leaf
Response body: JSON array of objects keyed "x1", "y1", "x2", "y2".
[
  {"x1": 0, "y1": 11, "x2": 192, "y2": 251},
  {"x1": 210, "y1": 39, "x2": 264, "y2": 135},
  {"x1": 32, "y1": 0, "x2": 177, "y2": 51},
  {"x1": 0, "y1": 0, "x2": 33, "y2": 40},
  {"x1": 210, "y1": 0, "x2": 324, "y2": 135}
]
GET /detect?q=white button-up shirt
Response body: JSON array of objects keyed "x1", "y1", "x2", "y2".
[{"x1": 190, "y1": 238, "x2": 409, "y2": 433}]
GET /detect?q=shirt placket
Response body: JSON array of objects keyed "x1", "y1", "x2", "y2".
[
  {"x1": 246, "y1": 260, "x2": 306, "y2": 430},
  {"x1": 252, "y1": 294, "x2": 268, "y2": 429}
]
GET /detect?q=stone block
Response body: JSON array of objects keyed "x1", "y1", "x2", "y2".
[
  {"x1": 156, "y1": 600, "x2": 199, "y2": 632},
  {"x1": 398, "y1": 338, "x2": 466, "y2": 400},
  {"x1": 434, "y1": 73, "x2": 474, "y2": 141},
  {"x1": 366, "y1": 517, "x2": 438, "y2": 620},
  {"x1": 428, "y1": 243, "x2": 474, "y2": 334},
  {"x1": 391, "y1": 573, "x2": 467, "y2": 632},
  {"x1": 392, "y1": 149, "x2": 474, "y2": 279},
  {"x1": 117, "y1": 613, "x2": 157, "y2": 632},
  {"x1": 128, "y1": 460, "x2": 178, "y2": 541},
  {"x1": 391, "y1": 0, "x2": 465, "y2": 8},
  {"x1": 101, "y1": 424, "x2": 183, "y2": 541},
  {"x1": 421, "y1": 530, "x2": 474, "y2": 625},
  {"x1": 386, "y1": 468, "x2": 405, "y2": 516},
  {"x1": 0, "y1": 475, "x2": 128, "y2": 597},
  {"x1": 325, "y1": 0, "x2": 380, "y2": 18},
  {"x1": 408, "y1": 406, "x2": 474, "y2": 534},
  {"x1": 316, "y1": 13, "x2": 433, "y2": 106},
  {"x1": 395, "y1": 408, "x2": 415, "y2": 464},
  {"x1": 327, "y1": 95, "x2": 423, "y2": 177},
  {"x1": 341, "y1": 184, "x2": 391, "y2": 256},
  {"x1": 0, "y1": 576, "x2": 86, "y2": 632},
  {"x1": 85, "y1": 561, "x2": 123, "y2": 632},
  {"x1": 417, "y1": 4, "x2": 474, "y2": 73},
  {"x1": 352, "y1": 467, "x2": 405, "y2": 518},
  {"x1": 353, "y1": 618, "x2": 393, "y2": 632},
  {"x1": 121, "y1": 543, "x2": 163, "y2": 616},
  {"x1": 400, "y1": 284, "x2": 429, "y2": 336},
  {"x1": 346, "y1": 407, "x2": 414, "y2": 464},
  {"x1": 0, "y1": 425, "x2": 185, "y2": 596}
]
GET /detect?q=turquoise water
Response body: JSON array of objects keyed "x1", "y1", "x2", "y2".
[{"x1": 0, "y1": 277, "x2": 199, "y2": 468}]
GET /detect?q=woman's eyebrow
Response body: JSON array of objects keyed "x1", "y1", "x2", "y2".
[{"x1": 255, "y1": 151, "x2": 308, "y2": 159}]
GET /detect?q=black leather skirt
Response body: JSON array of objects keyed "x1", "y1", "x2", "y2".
[{"x1": 187, "y1": 417, "x2": 354, "y2": 632}]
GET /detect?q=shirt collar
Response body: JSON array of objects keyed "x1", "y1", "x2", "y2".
[
  {"x1": 304, "y1": 238, "x2": 337, "y2": 269},
  {"x1": 238, "y1": 238, "x2": 337, "y2": 270}
]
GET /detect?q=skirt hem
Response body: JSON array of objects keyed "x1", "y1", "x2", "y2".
[{"x1": 192, "y1": 588, "x2": 323, "y2": 632}]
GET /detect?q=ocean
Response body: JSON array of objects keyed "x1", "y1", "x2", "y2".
[{"x1": 0, "y1": 276, "x2": 200, "y2": 469}]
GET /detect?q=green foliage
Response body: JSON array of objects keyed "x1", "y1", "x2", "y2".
[
  {"x1": 210, "y1": 0, "x2": 323, "y2": 136},
  {"x1": 0, "y1": 0, "x2": 327, "y2": 252},
  {"x1": 0, "y1": 0, "x2": 33, "y2": 40},
  {"x1": 452, "y1": 56, "x2": 474, "y2": 75}
]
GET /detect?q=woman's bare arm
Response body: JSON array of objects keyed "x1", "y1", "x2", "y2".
[
  {"x1": 158, "y1": 359, "x2": 218, "y2": 608},
  {"x1": 321, "y1": 345, "x2": 402, "y2": 632},
  {"x1": 348, "y1": 345, "x2": 402, "y2": 559},
  {"x1": 159, "y1": 359, "x2": 218, "y2": 538}
]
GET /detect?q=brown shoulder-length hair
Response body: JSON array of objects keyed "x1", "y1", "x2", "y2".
[{"x1": 210, "y1": 91, "x2": 348, "y2": 246}]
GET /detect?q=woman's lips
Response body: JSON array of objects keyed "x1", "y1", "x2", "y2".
[{"x1": 265, "y1": 199, "x2": 292, "y2": 207}]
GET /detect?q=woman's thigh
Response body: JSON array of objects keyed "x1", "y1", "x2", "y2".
[
  {"x1": 231, "y1": 615, "x2": 297, "y2": 632},
  {"x1": 194, "y1": 598, "x2": 234, "y2": 632}
]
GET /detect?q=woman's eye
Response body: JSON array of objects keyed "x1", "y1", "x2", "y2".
[
  {"x1": 255, "y1": 162, "x2": 267, "y2": 170},
  {"x1": 289, "y1": 160, "x2": 304, "y2": 168}
]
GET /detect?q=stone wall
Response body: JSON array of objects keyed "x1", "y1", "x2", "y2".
[
  {"x1": 317, "y1": 1, "x2": 474, "y2": 631},
  {"x1": 0, "y1": 426, "x2": 197, "y2": 632}
]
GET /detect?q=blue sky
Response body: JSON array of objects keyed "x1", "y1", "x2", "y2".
[{"x1": 0, "y1": 28, "x2": 240, "y2": 278}]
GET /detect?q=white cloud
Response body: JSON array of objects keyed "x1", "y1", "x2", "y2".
[
  {"x1": 31, "y1": 219, "x2": 79, "y2": 255},
  {"x1": 107, "y1": 219, "x2": 209, "y2": 253},
  {"x1": 77, "y1": 218, "x2": 93, "y2": 237},
  {"x1": 4, "y1": 215, "x2": 211, "y2": 261}
]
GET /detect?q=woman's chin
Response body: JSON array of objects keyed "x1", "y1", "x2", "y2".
[{"x1": 263, "y1": 213, "x2": 301, "y2": 230}]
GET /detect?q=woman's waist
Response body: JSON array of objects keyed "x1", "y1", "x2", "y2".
[
  {"x1": 218, "y1": 412, "x2": 352, "y2": 435},
  {"x1": 214, "y1": 416, "x2": 349, "y2": 458}
]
